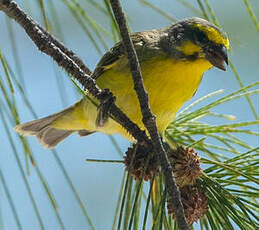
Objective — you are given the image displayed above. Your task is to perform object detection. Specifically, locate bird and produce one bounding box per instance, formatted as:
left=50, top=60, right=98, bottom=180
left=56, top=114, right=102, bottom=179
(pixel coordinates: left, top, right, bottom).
left=14, top=17, right=229, bottom=148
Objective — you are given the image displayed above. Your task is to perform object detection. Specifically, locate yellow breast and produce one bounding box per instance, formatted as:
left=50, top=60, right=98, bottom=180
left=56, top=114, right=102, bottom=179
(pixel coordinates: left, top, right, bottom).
left=52, top=54, right=212, bottom=141
left=96, top=54, right=212, bottom=138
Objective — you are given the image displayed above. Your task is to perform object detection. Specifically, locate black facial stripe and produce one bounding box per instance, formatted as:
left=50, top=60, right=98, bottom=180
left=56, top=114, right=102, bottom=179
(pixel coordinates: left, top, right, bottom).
left=185, top=52, right=199, bottom=61
left=184, top=26, right=209, bottom=45
left=167, top=49, right=200, bottom=62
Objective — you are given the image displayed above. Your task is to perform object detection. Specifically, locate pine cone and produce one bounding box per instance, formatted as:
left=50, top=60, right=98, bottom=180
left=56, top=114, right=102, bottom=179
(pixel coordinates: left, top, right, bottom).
left=168, top=146, right=201, bottom=187
left=167, top=185, right=208, bottom=225
left=124, top=143, right=159, bottom=181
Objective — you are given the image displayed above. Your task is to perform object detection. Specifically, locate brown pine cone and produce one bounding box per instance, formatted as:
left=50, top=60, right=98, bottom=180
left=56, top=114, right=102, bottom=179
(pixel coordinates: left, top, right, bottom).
left=168, top=146, right=202, bottom=187
left=124, top=143, right=159, bottom=181
left=167, top=184, right=208, bottom=225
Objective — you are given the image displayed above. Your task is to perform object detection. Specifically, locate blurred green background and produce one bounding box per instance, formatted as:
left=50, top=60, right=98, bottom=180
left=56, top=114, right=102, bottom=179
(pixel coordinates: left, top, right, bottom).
left=0, top=0, right=258, bottom=229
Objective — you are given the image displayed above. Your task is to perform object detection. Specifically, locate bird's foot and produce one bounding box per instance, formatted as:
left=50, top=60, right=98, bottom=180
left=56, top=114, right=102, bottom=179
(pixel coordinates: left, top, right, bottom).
left=96, top=89, right=116, bottom=127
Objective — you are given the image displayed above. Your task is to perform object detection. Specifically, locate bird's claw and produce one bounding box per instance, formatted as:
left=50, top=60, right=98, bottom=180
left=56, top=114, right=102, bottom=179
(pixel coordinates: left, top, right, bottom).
left=96, top=89, right=116, bottom=127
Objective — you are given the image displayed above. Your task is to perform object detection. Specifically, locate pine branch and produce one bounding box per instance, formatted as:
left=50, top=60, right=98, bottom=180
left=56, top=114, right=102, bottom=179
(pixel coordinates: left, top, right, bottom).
left=109, top=0, right=189, bottom=229
left=0, top=0, right=150, bottom=144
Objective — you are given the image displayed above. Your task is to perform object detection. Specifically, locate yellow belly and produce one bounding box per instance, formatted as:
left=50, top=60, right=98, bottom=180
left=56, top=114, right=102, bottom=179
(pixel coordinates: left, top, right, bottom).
left=96, top=55, right=211, bottom=136
left=53, top=55, right=212, bottom=141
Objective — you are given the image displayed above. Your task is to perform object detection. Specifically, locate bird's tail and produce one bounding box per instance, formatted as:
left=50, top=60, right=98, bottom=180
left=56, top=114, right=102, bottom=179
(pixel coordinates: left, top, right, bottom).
left=14, top=106, right=94, bottom=149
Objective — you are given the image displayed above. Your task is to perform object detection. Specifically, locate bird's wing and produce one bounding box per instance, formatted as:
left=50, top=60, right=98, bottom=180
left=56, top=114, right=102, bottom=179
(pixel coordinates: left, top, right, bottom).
left=92, top=30, right=164, bottom=79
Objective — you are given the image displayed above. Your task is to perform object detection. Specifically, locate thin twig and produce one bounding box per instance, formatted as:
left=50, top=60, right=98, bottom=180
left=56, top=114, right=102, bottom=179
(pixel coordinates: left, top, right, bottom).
left=109, top=0, right=189, bottom=229
left=86, top=159, right=124, bottom=163
left=0, top=0, right=149, bottom=144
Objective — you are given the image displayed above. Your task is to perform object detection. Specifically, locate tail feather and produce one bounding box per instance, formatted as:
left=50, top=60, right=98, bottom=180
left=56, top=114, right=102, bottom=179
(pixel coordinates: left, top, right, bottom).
left=78, top=130, right=95, bottom=136
left=14, top=106, right=94, bottom=148
left=15, top=116, right=57, bottom=136
left=36, top=127, right=74, bottom=148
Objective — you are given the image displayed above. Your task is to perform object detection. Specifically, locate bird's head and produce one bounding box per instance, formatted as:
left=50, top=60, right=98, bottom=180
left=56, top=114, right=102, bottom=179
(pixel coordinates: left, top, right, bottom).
left=163, top=17, right=229, bottom=71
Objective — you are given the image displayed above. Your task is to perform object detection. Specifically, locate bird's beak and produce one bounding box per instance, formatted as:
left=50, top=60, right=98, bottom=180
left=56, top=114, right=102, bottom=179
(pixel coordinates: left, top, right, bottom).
left=205, top=45, right=228, bottom=71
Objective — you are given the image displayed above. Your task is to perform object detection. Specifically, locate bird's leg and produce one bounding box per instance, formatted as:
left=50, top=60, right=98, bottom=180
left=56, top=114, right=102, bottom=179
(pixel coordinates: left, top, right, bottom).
left=96, top=89, right=116, bottom=127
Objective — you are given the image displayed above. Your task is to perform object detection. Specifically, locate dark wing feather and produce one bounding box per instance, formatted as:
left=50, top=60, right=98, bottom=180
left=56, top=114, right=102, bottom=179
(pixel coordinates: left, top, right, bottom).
left=91, top=42, right=124, bottom=79
left=92, top=30, right=164, bottom=80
